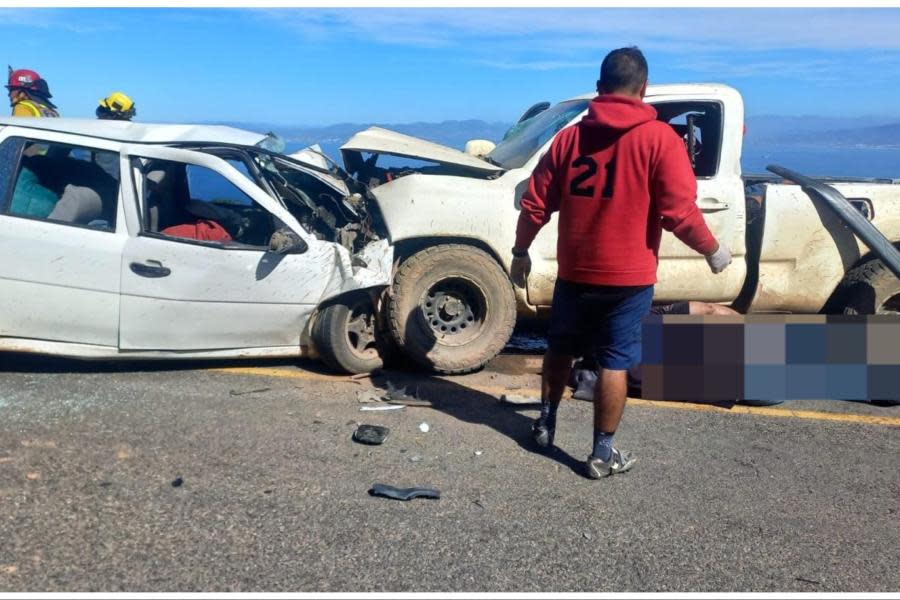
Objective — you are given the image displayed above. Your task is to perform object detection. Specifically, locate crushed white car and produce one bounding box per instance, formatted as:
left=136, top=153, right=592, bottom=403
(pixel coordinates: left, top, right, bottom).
left=0, top=118, right=393, bottom=373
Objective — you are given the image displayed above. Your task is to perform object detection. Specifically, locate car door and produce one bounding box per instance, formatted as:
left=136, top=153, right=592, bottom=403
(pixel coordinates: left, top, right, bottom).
left=118, top=144, right=331, bottom=352
left=524, top=92, right=747, bottom=306
left=0, top=131, right=126, bottom=348
left=649, top=95, right=747, bottom=303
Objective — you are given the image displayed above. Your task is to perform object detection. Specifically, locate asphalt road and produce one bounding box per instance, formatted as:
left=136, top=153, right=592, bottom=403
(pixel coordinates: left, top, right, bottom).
left=0, top=353, right=898, bottom=592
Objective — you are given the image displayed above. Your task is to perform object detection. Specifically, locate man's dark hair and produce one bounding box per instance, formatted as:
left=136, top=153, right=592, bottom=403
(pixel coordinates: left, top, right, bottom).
left=597, top=47, right=648, bottom=95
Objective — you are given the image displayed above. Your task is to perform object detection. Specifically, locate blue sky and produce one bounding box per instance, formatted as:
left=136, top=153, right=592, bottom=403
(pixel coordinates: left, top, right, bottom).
left=2, top=7, right=900, bottom=125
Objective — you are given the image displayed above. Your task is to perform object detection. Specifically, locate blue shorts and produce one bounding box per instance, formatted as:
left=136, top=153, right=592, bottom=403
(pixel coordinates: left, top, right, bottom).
left=548, top=279, right=654, bottom=370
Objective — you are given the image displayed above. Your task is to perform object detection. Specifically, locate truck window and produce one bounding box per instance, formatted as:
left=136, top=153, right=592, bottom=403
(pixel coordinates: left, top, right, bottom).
left=654, top=101, right=723, bottom=178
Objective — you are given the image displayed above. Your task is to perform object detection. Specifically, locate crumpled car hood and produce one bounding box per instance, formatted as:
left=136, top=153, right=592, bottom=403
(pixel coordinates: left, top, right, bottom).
left=340, top=126, right=503, bottom=174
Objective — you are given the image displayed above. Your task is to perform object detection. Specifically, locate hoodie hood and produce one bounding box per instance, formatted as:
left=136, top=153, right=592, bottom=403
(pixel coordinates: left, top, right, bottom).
left=581, top=94, right=656, bottom=131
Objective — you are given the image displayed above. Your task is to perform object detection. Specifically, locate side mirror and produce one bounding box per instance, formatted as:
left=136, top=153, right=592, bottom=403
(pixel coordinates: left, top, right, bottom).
left=269, top=229, right=309, bottom=255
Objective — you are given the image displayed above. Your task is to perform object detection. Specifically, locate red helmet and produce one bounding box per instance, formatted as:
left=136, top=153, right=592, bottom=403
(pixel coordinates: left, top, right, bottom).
left=7, top=67, right=42, bottom=92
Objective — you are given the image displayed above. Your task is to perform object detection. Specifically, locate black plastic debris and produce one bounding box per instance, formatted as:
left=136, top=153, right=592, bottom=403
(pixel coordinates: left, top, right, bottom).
left=171, top=476, right=184, bottom=488
left=229, top=387, right=272, bottom=397
left=369, top=483, right=441, bottom=501
left=353, top=424, right=390, bottom=445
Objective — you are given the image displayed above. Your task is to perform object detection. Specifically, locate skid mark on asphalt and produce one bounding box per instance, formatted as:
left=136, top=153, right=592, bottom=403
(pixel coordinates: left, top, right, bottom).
left=212, top=366, right=900, bottom=428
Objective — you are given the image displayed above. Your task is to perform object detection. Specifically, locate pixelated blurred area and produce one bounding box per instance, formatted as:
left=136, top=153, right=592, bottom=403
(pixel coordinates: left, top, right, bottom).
left=641, top=314, right=900, bottom=404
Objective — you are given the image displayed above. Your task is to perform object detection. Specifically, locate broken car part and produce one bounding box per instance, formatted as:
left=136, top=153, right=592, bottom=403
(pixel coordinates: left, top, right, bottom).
left=352, top=424, right=390, bottom=445
left=368, top=483, right=441, bottom=501
left=359, top=404, right=404, bottom=412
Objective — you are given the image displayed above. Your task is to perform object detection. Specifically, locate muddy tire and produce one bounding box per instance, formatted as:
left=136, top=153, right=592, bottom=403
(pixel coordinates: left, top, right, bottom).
left=312, top=292, right=384, bottom=374
left=389, top=244, right=516, bottom=374
left=827, top=258, right=900, bottom=315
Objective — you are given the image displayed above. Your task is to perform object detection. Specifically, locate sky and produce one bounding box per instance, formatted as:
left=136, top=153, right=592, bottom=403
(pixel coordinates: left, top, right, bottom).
left=2, top=7, right=900, bottom=126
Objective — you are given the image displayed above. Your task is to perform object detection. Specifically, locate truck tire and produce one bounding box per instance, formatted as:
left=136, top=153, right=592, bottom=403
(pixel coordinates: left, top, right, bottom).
left=829, top=258, right=900, bottom=316
left=312, top=292, right=384, bottom=374
left=389, top=244, right=516, bottom=374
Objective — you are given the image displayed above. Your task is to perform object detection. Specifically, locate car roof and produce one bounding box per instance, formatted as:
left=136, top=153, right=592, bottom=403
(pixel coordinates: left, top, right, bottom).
left=0, top=117, right=268, bottom=147
left=563, top=83, right=736, bottom=103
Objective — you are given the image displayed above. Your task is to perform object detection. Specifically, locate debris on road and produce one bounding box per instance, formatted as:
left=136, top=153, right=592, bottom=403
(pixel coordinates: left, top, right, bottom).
left=352, top=424, right=390, bottom=445
left=418, top=422, right=430, bottom=433
left=368, top=483, right=441, bottom=501
left=360, top=404, right=404, bottom=412
left=171, top=476, right=184, bottom=488
left=499, top=394, right=542, bottom=406
left=387, top=396, right=432, bottom=407
left=229, top=387, right=272, bottom=397
left=356, top=389, right=384, bottom=404
left=409, top=455, right=422, bottom=463
left=474, top=450, right=483, bottom=456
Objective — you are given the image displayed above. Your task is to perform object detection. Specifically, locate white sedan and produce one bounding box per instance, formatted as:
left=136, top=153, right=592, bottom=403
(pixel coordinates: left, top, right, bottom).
left=0, top=118, right=393, bottom=373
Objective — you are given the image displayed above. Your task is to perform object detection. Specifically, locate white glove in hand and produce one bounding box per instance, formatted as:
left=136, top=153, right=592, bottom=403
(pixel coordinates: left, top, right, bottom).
left=705, top=243, right=732, bottom=274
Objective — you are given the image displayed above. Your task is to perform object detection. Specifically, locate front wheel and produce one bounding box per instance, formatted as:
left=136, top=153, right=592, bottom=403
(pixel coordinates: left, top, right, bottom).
left=312, top=292, right=384, bottom=374
left=388, top=244, right=517, bottom=374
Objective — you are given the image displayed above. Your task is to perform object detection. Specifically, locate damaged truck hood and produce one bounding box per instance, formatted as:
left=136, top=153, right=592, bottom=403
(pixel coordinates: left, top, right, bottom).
left=340, top=127, right=504, bottom=174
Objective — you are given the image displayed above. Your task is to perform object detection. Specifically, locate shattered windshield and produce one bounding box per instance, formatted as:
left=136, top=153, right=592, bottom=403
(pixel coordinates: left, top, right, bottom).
left=488, top=99, right=590, bottom=169
left=255, top=132, right=286, bottom=154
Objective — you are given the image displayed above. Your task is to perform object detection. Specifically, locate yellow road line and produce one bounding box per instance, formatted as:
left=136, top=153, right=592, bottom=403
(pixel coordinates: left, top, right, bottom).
left=212, top=366, right=900, bottom=427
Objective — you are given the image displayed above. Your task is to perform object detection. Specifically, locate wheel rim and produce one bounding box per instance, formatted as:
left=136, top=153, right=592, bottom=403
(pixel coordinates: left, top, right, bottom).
left=420, top=276, right=487, bottom=347
left=345, top=299, right=379, bottom=361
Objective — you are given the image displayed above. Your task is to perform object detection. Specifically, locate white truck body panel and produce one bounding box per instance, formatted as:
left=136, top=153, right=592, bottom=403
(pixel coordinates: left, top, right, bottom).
left=753, top=181, right=900, bottom=312
left=342, top=126, right=503, bottom=173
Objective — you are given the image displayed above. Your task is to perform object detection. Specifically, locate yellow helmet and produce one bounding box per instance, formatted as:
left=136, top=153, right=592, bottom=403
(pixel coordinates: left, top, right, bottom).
left=97, top=92, right=135, bottom=120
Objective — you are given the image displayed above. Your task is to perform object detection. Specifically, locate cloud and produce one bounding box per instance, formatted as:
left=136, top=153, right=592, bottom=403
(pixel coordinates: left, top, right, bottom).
left=0, top=8, right=121, bottom=34
left=676, top=57, right=841, bottom=80
left=253, top=8, right=900, bottom=53
left=473, top=59, right=600, bottom=71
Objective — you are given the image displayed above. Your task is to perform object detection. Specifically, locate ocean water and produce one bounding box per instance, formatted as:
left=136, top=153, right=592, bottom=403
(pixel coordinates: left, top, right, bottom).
left=741, top=144, right=900, bottom=180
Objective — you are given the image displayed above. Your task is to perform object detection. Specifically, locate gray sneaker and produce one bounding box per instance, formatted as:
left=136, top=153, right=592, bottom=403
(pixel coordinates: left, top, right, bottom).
left=531, top=418, right=555, bottom=450
left=585, top=448, right=636, bottom=479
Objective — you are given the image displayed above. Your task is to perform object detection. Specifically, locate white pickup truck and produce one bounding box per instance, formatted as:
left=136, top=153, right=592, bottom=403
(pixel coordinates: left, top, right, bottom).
left=328, top=83, right=900, bottom=374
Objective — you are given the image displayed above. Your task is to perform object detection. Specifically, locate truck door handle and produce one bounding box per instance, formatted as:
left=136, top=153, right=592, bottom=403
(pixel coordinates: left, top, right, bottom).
left=130, top=260, right=171, bottom=278
left=697, top=197, right=730, bottom=212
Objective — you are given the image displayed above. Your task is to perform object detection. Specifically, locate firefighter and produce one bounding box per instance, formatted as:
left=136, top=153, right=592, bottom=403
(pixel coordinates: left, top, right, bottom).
left=96, top=92, right=136, bottom=121
left=7, top=67, right=59, bottom=117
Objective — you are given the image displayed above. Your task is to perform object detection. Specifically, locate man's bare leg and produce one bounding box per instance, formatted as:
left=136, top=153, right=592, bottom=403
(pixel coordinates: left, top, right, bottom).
left=543, top=349, right=574, bottom=406
left=533, top=349, right=573, bottom=449
left=594, top=368, right=628, bottom=433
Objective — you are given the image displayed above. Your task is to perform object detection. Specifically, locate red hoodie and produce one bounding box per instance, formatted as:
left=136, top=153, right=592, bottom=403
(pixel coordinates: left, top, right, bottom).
left=514, top=94, right=718, bottom=286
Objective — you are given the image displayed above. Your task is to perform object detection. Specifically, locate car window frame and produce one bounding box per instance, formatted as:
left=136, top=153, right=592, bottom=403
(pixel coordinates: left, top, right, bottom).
left=130, top=155, right=281, bottom=253
left=0, top=134, right=122, bottom=234
left=651, top=99, right=725, bottom=180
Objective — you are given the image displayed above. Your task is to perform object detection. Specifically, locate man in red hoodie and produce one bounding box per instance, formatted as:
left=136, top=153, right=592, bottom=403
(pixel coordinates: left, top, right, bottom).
left=511, top=47, right=732, bottom=478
